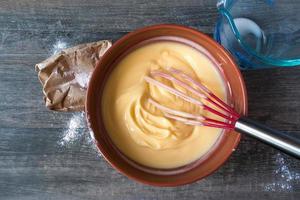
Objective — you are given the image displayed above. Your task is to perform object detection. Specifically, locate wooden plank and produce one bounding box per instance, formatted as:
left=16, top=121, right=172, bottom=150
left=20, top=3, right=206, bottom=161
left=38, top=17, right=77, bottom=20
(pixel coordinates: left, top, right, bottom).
left=242, top=68, right=300, bottom=131
left=0, top=128, right=299, bottom=199
left=0, top=0, right=217, bottom=33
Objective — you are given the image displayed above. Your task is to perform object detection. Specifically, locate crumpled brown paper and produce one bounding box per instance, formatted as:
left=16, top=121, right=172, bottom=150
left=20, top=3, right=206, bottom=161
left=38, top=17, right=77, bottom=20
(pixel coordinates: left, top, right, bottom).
left=36, top=40, right=112, bottom=111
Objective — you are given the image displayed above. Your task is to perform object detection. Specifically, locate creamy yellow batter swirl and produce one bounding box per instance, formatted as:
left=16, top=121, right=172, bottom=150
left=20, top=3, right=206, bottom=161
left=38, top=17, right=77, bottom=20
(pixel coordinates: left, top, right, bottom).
left=122, top=66, right=203, bottom=150
left=102, top=41, right=226, bottom=168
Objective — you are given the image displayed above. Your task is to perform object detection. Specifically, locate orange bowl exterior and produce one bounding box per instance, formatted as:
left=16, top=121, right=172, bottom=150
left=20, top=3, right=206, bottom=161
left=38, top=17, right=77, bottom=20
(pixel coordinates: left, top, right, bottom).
left=86, top=24, right=248, bottom=186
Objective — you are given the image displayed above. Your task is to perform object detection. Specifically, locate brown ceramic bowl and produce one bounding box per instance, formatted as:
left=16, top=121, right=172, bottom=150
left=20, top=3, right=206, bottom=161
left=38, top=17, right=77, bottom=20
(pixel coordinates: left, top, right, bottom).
left=86, top=24, right=247, bottom=186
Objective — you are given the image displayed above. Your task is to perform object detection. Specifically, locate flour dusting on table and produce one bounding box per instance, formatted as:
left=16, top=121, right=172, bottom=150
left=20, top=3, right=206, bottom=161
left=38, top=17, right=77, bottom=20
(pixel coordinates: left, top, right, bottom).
left=57, top=112, right=102, bottom=157
left=52, top=39, right=68, bottom=55
left=264, top=153, right=300, bottom=191
left=59, top=112, right=85, bottom=146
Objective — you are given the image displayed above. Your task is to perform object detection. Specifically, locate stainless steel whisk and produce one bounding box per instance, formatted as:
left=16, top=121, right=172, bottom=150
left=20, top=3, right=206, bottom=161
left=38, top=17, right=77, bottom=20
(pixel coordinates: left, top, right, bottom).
left=144, top=67, right=300, bottom=158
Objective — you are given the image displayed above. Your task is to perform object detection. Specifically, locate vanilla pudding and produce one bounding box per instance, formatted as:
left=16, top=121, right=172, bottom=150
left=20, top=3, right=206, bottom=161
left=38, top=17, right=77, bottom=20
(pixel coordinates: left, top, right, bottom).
left=101, top=41, right=227, bottom=169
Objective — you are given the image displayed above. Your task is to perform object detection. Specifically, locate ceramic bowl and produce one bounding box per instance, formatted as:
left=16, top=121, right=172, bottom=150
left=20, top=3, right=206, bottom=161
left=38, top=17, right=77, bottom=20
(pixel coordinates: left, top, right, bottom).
left=86, top=24, right=247, bottom=186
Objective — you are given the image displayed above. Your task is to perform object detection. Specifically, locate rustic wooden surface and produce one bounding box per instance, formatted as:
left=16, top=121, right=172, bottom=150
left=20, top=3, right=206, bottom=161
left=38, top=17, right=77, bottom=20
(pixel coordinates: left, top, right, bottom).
left=0, top=0, right=300, bottom=199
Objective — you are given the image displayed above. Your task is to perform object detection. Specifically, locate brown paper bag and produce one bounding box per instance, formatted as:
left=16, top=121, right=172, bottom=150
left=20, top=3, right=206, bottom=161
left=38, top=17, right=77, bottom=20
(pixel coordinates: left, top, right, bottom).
left=36, top=40, right=112, bottom=111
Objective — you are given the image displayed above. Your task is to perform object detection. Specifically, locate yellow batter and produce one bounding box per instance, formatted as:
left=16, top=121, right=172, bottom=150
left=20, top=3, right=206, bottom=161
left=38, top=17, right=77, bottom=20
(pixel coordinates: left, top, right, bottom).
left=102, top=41, right=227, bottom=169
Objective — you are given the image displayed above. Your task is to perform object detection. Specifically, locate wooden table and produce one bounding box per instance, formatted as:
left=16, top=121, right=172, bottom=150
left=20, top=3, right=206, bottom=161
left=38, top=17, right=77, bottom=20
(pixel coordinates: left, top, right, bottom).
left=0, top=0, right=299, bottom=199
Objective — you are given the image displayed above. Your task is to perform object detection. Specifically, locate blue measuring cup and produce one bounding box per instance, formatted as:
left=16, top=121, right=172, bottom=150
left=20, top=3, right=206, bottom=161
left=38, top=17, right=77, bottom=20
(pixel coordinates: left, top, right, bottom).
left=214, top=0, right=300, bottom=69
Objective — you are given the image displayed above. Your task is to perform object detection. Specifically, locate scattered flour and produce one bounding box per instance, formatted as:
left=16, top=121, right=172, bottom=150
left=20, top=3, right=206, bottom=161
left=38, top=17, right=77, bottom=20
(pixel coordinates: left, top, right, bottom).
left=59, top=112, right=85, bottom=146
left=51, top=40, right=101, bottom=157
left=51, top=40, right=92, bottom=89
left=264, top=153, right=300, bottom=191
left=75, top=71, right=92, bottom=89
left=52, top=39, right=68, bottom=55
left=58, top=112, right=101, bottom=157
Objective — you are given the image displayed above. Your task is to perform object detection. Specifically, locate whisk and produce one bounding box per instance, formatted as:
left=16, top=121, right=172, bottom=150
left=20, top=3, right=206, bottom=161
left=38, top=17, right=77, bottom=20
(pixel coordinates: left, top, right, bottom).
left=144, top=67, right=300, bottom=159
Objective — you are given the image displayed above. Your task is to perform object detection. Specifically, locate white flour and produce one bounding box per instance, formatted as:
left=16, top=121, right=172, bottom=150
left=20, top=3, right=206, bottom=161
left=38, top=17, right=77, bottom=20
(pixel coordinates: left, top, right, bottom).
left=52, top=39, right=68, bottom=55
left=59, top=112, right=85, bottom=146
left=58, top=112, right=101, bottom=157
left=75, top=71, right=91, bottom=89
left=51, top=40, right=92, bottom=89
left=264, top=153, right=300, bottom=191
left=51, top=39, right=101, bottom=156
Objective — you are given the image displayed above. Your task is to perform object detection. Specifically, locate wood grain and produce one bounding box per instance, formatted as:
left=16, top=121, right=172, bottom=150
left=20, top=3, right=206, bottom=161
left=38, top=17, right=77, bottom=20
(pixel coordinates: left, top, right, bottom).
left=0, top=0, right=299, bottom=199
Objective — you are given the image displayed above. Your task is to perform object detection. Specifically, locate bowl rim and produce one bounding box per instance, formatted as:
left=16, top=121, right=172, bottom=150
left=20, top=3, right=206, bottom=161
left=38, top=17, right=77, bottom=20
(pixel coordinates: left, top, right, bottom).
left=86, top=24, right=248, bottom=186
